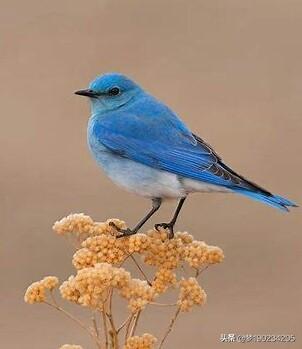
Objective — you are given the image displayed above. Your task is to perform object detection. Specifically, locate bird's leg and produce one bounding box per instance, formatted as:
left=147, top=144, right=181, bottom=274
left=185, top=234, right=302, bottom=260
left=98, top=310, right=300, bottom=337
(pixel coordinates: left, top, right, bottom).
left=114, top=198, right=162, bottom=238
left=155, top=197, right=186, bottom=239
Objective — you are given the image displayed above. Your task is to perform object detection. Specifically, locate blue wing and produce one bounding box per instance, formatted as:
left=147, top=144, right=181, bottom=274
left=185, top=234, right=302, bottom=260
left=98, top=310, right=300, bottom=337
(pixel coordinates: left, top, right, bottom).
left=91, top=96, right=297, bottom=211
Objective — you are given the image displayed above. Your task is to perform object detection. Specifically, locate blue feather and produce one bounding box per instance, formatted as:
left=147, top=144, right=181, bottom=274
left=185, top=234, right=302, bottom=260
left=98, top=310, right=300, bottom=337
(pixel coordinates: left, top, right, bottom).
left=234, top=190, right=298, bottom=211
left=83, top=73, right=297, bottom=212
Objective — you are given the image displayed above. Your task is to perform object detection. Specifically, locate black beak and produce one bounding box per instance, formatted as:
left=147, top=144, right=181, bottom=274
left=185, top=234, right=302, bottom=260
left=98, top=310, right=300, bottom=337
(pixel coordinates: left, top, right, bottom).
left=74, top=89, right=99, bottom=98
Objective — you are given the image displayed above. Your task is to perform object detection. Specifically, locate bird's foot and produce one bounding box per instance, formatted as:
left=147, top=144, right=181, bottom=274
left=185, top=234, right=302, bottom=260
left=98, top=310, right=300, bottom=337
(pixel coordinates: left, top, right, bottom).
left=108, top=222, right=137, bottom=238
left=154, top=222, right=175, bottom=239
left=116, top=228, right=137, bottom=238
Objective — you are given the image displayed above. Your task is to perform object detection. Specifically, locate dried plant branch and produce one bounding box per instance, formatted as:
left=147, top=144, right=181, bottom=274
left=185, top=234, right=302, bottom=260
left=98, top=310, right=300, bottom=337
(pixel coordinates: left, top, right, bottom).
left=100, top=307, right=109, bottom=349
left=125, top=314, right=135, bottom=342
left=129, top=254, right=152, bottom=285
left=44, top=301, right=88, bottom=333
left=92, top=311, right=100, bottom=339
left=44, top=301, right=102, bottom=348
left=128, top=310, right=141, bottom=339
left=149, top=302, right=177, bottom=307
left=119, top=253, right=131, bottom=267
left=159, top=307, right=181, bottom=349
left=195, top=264, right=209, bottom=278
left=109, top=288, right=114, bottom=318
left=106, top=288, right=119, bottom=349
left=117, top=314, right=133, bottom=333
left=25, top=215, right=224, bottom=349
left=107, top=316, right=119, bottom=348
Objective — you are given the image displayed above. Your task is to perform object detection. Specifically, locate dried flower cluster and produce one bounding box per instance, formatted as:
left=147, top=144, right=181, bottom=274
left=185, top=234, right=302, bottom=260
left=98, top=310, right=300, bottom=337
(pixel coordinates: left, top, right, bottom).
left=60, top=263, right=130, bottom=308
left=25, top=214, right=224, bottom=349
left=24, top=276, right=59, bottom=304
left=53, top=214, right=126, bottom=240
left=178, top=277, right=207, bottom=311
left=152, top=268, right=177, bottom=294
left=119, top=278, right=155, bottom=313
left=124, top=334, right=157, bottom=349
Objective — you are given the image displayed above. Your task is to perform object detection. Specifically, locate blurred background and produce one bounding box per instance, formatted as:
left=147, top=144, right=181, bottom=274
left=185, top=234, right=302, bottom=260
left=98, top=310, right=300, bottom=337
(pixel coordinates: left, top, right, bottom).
left=1, top=0, right=301, bottom=348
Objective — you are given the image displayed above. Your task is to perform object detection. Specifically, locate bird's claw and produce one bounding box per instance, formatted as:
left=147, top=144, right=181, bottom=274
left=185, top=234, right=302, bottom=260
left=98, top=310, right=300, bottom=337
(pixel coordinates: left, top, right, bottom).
left=154, top=222, right=174, bottom=239
left=108, top=222, right=136, bottom=238
left=116, top=228, right=137, bottom=238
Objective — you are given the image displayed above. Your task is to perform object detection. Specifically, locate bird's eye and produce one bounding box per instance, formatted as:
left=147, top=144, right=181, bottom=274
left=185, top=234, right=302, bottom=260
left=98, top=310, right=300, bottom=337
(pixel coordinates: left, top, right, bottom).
left=108, top=87, right=120, bottom=96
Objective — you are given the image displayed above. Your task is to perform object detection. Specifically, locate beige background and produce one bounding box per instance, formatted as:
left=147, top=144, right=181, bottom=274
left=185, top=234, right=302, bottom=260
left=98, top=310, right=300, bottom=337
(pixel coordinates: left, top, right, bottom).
left=1, top=1, right=301, bottom=348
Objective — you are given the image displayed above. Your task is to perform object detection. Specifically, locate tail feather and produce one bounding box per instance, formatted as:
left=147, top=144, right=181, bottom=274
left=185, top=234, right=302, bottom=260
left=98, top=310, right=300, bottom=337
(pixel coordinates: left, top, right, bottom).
left=236, top=190, right=298, bottom=212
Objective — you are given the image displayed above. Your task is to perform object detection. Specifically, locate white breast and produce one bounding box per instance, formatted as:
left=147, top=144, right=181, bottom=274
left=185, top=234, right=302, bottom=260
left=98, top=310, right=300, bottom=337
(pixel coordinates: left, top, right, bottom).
left=182, top=177, right=231, bottom=193
left=97, top=151, right=186, bottom=198
left=89, top=127, right=230, bottom=198
left=92, top=149, right=230, bottom=199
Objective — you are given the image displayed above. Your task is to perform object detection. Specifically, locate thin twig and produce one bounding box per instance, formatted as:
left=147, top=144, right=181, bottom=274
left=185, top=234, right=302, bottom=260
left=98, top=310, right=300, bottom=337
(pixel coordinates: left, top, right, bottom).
left=106, top=288, right=119, bottom=349
left=125, top=314, right=134, bottom=342
left=159, top=307, right=181, bottom=349
left=195, top=264, right=209, bottom=278
left=128, top=310, right=141, bottom=338
left=106, top=289, right=116, bottom=334
left=49, top=290, right=59, bottom=307
left=117, top=314, right=133, bottom=333
left=92, top=311, right=99, bottom=339
left=109, top=288, right=114, bottom=318
left=149, top=302, right=177, bottom=307
left=44, top=301, right=102, bottom=348
left=44, top=301, right=89, bottom=333
left=100, top=307, right=109, bottom=349
left=129, top=254, right=152, bottom=285
left=118, top=253, right=131, bottom=267
left=107, top=314, right=118, bottom=349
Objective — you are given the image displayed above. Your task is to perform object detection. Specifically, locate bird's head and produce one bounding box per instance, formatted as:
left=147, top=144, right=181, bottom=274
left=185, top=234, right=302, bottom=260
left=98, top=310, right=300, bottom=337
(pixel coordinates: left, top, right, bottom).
left=75, top=72, right=143, bottom=113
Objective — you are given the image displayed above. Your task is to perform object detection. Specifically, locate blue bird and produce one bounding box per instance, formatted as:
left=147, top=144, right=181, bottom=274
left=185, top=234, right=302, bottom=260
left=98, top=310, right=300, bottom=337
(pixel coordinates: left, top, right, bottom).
left=75, top=73, right=297, bottom=238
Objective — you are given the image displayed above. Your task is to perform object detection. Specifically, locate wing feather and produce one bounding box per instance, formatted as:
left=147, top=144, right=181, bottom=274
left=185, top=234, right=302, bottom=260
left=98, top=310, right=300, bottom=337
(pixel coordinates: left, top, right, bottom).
left=91, top=100, right=269, bottom=193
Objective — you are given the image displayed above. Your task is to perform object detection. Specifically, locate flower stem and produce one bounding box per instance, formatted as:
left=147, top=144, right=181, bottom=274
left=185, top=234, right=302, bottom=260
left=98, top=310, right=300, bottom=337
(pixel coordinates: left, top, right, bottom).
left=125, top=314, right=134, bottom=342
left=106, top=288, right=119, bottom=349
left=129, top=254, right=152, bottom=285
left=159, top=307, right=181, bottom=349
left=195, top=264, right=209, bottom=278
left=128, top=310, right=141, bottom=338
left=92, top=311, right=101, bottom=345
left=101, top=309, right=109, bottom=349
left=117, top=314, right=132, bottom=333
left=149, top=302, right=177, bottom=307
left=44, top=301, right=102, bottom=348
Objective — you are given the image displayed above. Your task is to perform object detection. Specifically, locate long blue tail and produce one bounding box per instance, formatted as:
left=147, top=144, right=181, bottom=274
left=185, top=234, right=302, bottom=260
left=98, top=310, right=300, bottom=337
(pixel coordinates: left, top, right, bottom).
left=235, top=190, right=298, bottom=212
